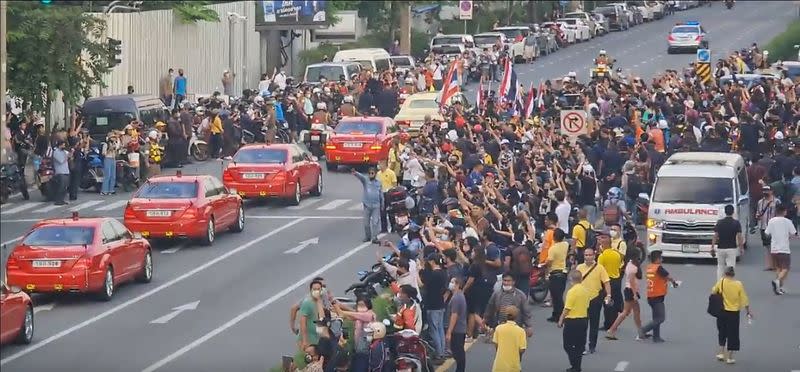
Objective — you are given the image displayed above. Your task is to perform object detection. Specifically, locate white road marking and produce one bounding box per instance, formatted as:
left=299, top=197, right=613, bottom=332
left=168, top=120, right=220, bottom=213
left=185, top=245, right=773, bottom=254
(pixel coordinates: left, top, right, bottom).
left=0, top=202, right=13, bottom=210
left=615, top=361, right=630, bottom=371
left=347, top=203, right=363, bottom=210
left=287, top=198, right=322, bottom=210
left=0, top=218, right=305, bottom=366
left=161, top=246, right=183, bottom=254
left=95, top=200, right=128, bottom=211
left=283, top=237, right=319, bottom=254
left=34, top=204, right=66, bottom=213
left=33, top=303, right=55, bottom=314
left=141, top=233, right=386, bottom=372
left=1, top=202, right=43, bottom=215
left=69, top=200, right=104, bottom=212
left=685, top=263, right=695, bottom=267
left=317, top=199, right=350, bottom=210
left=150, top=301, right=200, bottom=324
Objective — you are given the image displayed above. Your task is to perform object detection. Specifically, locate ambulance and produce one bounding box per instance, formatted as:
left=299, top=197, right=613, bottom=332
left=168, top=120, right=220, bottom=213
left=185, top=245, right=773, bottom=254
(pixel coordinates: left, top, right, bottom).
left=643, top=152, right=750, bottom=258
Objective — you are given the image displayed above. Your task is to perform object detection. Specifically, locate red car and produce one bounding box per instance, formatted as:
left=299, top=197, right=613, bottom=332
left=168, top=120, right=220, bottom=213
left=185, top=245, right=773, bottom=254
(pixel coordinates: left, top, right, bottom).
left=6, top=214, right=153, bottom=301
left=324, top=116, right=399, bottom=171
left=222, top=143, right=323, bottom=206
left=124, top=173, right=244, bottom=245
left=0, top=282, right=34, bottom=345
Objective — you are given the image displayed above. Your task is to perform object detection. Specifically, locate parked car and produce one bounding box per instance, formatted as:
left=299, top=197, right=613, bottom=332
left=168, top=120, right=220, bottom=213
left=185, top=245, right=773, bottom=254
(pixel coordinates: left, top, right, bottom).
left=542, top=22, right=575, bottom=45
left=0, top=282, right=34, bottom=345
left=629, top=1, right=654, bottom=21
left=590, top=12, right=611, bottom=35
left=647, top=1, right=666, bottom=19
left=529, top=24, right=559, bottom=54
left=562, top=11, right=600, bottom=37
left=390, top=55, right=415, bottom=75
left=557, top=18, right=592, bottom=42
left=473, top=32, right=506, bottom=51
left=593, top=5, right=629, bottom=31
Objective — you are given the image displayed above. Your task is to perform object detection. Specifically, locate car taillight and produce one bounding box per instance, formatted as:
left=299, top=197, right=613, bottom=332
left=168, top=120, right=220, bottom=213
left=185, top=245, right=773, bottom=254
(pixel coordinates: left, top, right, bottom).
left=182, top=206, right=199, bottom=219
left=695, top=35, right=702, bottom=41
left=272, top=171, right=287, bottom=183
left=370, top=144, right=382, bottom=150
left=668, top=34, right=675, bottom=41
left=222, top=169, right=234, bottom=182
left=73, top=256, right=92, bottom=270
left=6, top=254, right=20, bottom=270
left=124, top=204, right=136, bottom=220
left=325, top=144, right=337, bottom=150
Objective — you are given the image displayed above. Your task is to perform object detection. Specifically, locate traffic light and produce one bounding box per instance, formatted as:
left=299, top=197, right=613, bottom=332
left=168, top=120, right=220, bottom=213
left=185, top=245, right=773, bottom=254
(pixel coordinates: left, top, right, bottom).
left=107, top=37, right=122, bottom=68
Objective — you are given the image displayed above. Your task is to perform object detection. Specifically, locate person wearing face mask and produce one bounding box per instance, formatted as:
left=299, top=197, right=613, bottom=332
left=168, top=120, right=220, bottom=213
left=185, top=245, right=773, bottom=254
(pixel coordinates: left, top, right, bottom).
left=483, top=273, right=534, bottom=338
left=334, top=298, right=376, bottom=372
left=445, top=277, right=468, bottom=372
left=353, top=167, right=384, bottom=243
left=597, top=227, right=624, bottom=331
left=290, top=344, right=324, bottom=372
left=393, top=285, right=422, bottom=334
left=365, top=321, right=391, bottom=372
left=575, top=247, right=612, bottom=354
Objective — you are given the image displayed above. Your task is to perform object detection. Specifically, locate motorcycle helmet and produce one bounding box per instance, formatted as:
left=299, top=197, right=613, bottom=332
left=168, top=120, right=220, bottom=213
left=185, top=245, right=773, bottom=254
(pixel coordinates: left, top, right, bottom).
left=316, top=102, right=327, bottom=110
left=607, top=187, right=622, bottom=200
left=365, top=321, right=387, bottom=340
left=599, top=50, right=607, bottom=55
left=472, top=124, right=483, bottom=133
left=148, top=130, right=159, bottom=140
left=343, top=95, right=353, bottom=103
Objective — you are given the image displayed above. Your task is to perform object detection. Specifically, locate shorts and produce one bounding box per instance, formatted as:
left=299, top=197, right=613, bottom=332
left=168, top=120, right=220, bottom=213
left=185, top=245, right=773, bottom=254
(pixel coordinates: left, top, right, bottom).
left=772, top=253, right=791, bottom=270
left=760, top=229, right=772, bottom=246
left=466, top=285, right=492, bottom=315
left=623, top=287, right=637, bottom=302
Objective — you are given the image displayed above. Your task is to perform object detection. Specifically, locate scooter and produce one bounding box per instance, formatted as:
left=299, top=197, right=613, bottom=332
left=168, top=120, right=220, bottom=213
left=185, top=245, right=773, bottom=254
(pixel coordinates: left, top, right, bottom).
left=188, top=127, right=209, bottom=162
left=336, top=254, right=396, bottom=305
left=528, top=255, right=549, bottom=303
left=37, top=157, right=55, bottom=200
left=389, top=329, right=435, bottom=372
left=386, top=186, right=416, bottom=232
left=0, top=163, right=29, bottom=204
left=79, top=145, right=104, bottom=193
left=302, top=122, right=329, bottom=158
left=117, top=142, right=141, bottom=192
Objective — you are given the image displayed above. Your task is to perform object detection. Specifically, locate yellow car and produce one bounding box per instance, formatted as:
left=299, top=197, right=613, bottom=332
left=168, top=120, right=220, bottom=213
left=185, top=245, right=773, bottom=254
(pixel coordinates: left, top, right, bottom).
left=394, top=92, right=469, bottom=134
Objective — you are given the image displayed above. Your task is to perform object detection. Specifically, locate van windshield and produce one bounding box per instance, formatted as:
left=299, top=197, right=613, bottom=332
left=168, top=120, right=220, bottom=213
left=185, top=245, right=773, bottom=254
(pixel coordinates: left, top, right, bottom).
left=305, top=65, right=344, bottom=82
left=652, top=177, right=734, bottom=204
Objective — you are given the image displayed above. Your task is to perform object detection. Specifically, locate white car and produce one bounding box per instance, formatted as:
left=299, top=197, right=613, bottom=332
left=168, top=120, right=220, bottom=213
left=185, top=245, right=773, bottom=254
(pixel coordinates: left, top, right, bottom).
left=473, top=32, right=507, bottom=51
left=492, top=26, right=531, bottom=63
left=635, top=2, right=654, bottom=21
left=647, top=1, right=665, bottom=19
left=544, top=22, right=576, bottom=44
left=608, top=3, right=637, bottom=26
left=562, top=11, right=599, bottom=37
left=557, top=18, right=592, bottom=42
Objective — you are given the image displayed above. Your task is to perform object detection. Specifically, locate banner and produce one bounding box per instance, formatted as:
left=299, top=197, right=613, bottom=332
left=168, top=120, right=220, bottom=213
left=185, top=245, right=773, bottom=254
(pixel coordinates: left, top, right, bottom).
left=256, top=1, right=328, bottom=28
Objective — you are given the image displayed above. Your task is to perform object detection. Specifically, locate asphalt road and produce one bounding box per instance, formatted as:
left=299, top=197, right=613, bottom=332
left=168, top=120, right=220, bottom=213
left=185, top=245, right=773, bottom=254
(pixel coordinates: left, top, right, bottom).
left=1, top=2, right=798, bottom=372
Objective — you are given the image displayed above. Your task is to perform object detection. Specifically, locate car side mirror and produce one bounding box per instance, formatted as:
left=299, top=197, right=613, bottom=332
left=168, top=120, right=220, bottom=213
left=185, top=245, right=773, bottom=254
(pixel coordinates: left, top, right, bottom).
left=132, top=232, right=143, bottom=239
left=9, top=286, right=22, bottom=294
left=311, top=155, right=319, bottom=162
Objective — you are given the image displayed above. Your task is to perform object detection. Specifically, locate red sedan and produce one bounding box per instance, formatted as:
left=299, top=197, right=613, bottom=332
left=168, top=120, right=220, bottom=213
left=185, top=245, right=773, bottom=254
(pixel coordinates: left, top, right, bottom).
left=222, top=143, right=323, bottom=205
left=124, top=173, right=244, bottom=245
left=0, top=282, right=34, bottom=345
left=6, top=214, right=153, bottom=301
left=324, top=116, right=399, bottom=171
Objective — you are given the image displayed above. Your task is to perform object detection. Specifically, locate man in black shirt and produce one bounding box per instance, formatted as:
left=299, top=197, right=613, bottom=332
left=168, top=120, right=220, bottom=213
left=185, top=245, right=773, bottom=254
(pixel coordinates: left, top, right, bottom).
left=711, top=205, right=744, bottom=280
left=419, top=253, right=448, bottom=361
left=313, top=317, right=345, bottom=372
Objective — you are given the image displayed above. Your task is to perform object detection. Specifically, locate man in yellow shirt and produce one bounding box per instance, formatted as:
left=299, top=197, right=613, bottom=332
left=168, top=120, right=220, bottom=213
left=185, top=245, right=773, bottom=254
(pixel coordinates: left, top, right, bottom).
left=376, top=160, right=397, bottom=233
left=711, top=266, right=752, bottom=364
left=558, top=270, right=591, bottom=372
left=609, top=223, right=628, bottom=257
left=598, top=227, right=624, bottom=330
left=571, top=209, right=593, bottom=265
left=492, top=305, right=527, bottom=372
left=575, top=246, right=611, bottom=354
left=546, top=228, right=570, bottom=323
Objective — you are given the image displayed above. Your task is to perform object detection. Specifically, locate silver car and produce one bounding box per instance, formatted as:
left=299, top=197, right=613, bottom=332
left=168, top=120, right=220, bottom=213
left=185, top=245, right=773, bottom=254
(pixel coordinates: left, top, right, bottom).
left=667, top=22, right=708, bottom=54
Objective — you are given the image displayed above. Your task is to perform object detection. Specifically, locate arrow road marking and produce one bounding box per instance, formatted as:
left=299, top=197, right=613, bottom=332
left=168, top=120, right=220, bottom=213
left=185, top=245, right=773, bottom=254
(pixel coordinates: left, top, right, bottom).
left=615, top=361, right=630, bottom=371
left=284, top=237, right=319, bottom=254
left=161, top=242, right=188, bottom=254
left=150, top=301, right=200, bottom=324
left=34, top=303, right=56, bottom=314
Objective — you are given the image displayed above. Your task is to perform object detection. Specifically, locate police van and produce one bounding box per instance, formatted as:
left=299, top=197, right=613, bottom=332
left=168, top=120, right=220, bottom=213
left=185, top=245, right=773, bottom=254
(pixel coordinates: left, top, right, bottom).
left=644, top=152, right=749, bottom=258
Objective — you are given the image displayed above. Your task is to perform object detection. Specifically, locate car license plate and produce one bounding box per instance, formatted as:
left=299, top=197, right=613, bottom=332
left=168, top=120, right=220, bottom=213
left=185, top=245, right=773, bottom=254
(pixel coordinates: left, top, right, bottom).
left=396, top=215, right=409, bottom=225
left=343, top=142, right=362, bottom=148
left=32, top=260, right=61, bottom=268
left=311, top=135, right=320, bottom=141
left=682, top=244, right=700, bottom=253
left=146, top=210, right=171, bottom=217
left=243, top=173, right=264, bottom=179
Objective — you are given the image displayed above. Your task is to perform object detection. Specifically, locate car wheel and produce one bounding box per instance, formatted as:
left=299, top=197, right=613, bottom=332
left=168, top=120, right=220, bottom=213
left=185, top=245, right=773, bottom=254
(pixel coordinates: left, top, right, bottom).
left=288, top=182, right=301, bottom=206
left=15, top=305, right=34, bottom=344
left=325, top=161, right=337, bottom=171
left=97, top=266, right=114, bottom=301
left=310, top=173, right=322, bottom=197
left=136, top=250, right=153, bottom=283
left=200, top=218, right=215, bottom=246
left=230, top=205, right=245, bottom=233
left=667, top=48, right=674, bottom=54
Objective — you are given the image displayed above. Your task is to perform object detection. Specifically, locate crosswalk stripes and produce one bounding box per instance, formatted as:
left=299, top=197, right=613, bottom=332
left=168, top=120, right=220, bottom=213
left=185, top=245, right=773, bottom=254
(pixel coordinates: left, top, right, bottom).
left=287, top=198, right=322, bottom=210
left=69, top=200, right=105, bottom=212
left=0, top=202, right=13, bottom=210
left=317, top=199, right=350, bottom=210
left=96, top=200, right=128, bottom=211
left=347, top=203, right=363, bottom=210
left=34, top=204, right=65, bottom=213
left=1, top=202, right=44, bottom=215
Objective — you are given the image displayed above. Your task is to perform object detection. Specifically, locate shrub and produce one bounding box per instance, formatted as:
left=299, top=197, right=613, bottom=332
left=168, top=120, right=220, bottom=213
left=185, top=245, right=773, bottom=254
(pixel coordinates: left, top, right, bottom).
left=764, top=20, right=800, bottom=63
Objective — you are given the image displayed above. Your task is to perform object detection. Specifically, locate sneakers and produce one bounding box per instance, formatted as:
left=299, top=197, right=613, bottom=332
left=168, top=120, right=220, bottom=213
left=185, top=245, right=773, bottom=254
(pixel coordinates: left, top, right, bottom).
left=716, top=353, right=726, bottom=361
left=772, top=279, right=782, bottom=295
left=726, top=358, right=736, bottom=364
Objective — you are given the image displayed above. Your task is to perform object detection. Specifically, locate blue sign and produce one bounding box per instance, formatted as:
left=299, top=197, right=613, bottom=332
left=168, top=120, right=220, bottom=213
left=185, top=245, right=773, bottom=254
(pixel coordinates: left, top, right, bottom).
left=696, top=49, right=710, bottom=63
left=560, top=0, right=569, bottom=5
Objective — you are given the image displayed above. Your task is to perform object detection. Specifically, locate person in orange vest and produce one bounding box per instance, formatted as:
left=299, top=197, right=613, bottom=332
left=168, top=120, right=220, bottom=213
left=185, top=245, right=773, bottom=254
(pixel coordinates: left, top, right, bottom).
left=638, top=250, right=680, bottom=343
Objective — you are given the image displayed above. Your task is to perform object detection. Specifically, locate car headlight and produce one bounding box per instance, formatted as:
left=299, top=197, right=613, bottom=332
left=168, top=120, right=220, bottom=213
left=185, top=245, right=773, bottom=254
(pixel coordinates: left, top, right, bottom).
left=646, top=219, right=665, bottom=229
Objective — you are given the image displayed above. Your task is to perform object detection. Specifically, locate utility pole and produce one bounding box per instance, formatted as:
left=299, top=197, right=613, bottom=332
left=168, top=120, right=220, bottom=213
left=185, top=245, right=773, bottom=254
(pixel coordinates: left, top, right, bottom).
left=399, top=2, right=411, bottom=55
left=1, top=0, right=7, bottom=164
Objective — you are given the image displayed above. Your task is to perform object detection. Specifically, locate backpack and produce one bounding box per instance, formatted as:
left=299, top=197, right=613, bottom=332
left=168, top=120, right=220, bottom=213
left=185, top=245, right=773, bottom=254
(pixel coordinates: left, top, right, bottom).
left=576, top=222, right=597, bottom=249
left=511, top=245, right=533, bottom=275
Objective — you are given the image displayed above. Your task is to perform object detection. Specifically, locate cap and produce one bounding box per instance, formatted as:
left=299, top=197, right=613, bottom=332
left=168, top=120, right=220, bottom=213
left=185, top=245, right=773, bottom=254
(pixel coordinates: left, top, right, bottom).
left=596, top=226, right=611, bottom=236
left=762, top=185, right=771, bottom=191
left=500, top=139, right=510, bottom=145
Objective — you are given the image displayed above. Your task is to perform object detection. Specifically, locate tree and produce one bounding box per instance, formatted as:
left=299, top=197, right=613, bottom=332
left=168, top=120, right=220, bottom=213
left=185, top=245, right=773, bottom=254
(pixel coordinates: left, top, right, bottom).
left=7, top=2, right=112, bottom=124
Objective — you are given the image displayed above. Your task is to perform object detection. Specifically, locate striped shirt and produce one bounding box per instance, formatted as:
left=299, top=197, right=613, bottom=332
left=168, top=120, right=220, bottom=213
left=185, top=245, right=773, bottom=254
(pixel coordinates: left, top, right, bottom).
left=756, top=197, right=780, bottom=230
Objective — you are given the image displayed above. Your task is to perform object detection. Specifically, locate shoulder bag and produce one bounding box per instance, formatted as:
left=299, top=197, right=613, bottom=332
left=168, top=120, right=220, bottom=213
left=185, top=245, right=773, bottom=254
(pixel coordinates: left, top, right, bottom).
left=707, top=278, right=724, bottom=318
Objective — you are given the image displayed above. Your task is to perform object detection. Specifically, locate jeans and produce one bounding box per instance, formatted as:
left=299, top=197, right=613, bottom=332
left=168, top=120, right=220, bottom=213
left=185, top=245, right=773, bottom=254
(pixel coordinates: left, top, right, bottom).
left=563, top=318, right=588, bottom=371
left=101, top=157, right=116, bottom=194
left=549, top=272, right=567, bottom=319
left=69, top=161, right=82, bottom=200
left=586, top=295, right=602, bottom=349
left=514, top=273, right=530, bottom=296
left=604, top=278, right=623, bottom=329
left=209, top=133, right=223, bottom=159
left=426, top=309, right=446, bottom=357
left=351, top=352, right=369, bottom=372
left=641, top=299, right=666, bottom=339
left=716, top=248, right=738, bottom=279
left=716, top=310, right=740, bottom=351
left=363, top=203, right=380, bottom=240
left=52, top=174, right=69, bottom=203
left=174, top=94, right=185, bottom=109
left=450, top=332, right=466, bottom=372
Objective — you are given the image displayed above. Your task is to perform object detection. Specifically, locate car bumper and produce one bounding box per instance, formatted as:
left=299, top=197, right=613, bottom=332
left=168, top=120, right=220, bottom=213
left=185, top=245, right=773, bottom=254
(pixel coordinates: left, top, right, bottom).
left=225, top=181, right=290, bottom=199
left=7, top=268, right=104, bottom=293
left=645, top=229, right=724, bottom=259
left=125, top=218, right=209, bottom=239
left=668, top=41, right=701, bottom=49
left=324, top=149, right=387, bottom=165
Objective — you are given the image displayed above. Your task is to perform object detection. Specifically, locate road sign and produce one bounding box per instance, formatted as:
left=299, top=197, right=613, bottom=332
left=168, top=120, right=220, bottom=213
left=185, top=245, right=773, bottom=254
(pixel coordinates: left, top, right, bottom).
left=696, top=48, right=710, bottom=63
left=459, top=1, right=473, bottom=20
left=560, top=110, right=588, bottom=137
left=695, top=62, right=713, bottom=85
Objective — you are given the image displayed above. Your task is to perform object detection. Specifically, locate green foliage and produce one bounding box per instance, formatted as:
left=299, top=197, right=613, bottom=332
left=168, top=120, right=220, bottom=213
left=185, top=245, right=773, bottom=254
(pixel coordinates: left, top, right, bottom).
left=764, top=20, right=800, bottom=63
left=170, top=2, right=220, bottom=23
left=7, top=2, right=112, bottom=115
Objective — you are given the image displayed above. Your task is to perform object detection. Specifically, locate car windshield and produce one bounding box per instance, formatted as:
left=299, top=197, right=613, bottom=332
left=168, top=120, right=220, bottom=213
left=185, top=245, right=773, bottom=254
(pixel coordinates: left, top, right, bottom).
left=474, top=35, right=499, bottom=45
left=432, top=37, right=463, bottom=45
left=391, top=57, right=411, bottom=67
left=408, top=99, right=438, bottom=109
left=433, top=46, right=462, bottom=55
left=233, top=149, right=288, bottom=164
left=652, top=177, right=734, bottom=204
left=23, top=226, right=95, bottom=246
left=495, top=29, right=524, bottom=39
left=719, top=76, right=758, bottom=88
left=672, top=26, right=699, bottom=34
left=336, top=121, right=383, bottom=135
left=558, top=19, right=577, bottom=24
left=595, top=6, right=616, bottom=14
left=306, top=65, right=344, bottom=82
left=563, top=13, right=584, bottom=19
left=136, top=182, right=198, bottom=199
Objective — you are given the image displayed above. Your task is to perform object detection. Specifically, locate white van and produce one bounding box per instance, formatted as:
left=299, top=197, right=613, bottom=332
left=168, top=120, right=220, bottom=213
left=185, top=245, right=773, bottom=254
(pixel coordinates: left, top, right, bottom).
left=304, top=62, right=362, bottom=85
left=644, top=152, right=750, bottom=259
left=332, top=48, right=392, bottom=72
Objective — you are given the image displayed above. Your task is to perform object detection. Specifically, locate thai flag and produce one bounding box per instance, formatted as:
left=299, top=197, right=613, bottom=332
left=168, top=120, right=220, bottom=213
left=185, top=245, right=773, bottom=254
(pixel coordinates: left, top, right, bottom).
left=514, top=84, right=524, bottom=116
left=439, top=59, right=460, bottom=111
left=476, top=80, right=484, bottom=114
left=523, top=82, right=535, bottom=118
left=498, top=58, right=513, bottom=103
left=536, top=81, right=545, bottom=112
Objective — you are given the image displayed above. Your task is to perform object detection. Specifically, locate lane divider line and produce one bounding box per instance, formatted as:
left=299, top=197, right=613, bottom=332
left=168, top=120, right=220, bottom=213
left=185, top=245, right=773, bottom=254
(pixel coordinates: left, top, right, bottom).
left=0, top=218, right=306, bottom=367
left=140, top=232, right=387, bottom=372
left=615, top=361, right=630, bottom=371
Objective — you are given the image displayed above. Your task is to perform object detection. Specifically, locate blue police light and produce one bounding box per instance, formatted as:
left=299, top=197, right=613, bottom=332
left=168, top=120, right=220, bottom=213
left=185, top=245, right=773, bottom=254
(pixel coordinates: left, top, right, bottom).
left=40, top=0, right=53, bottom=4
left=685, top=21, right=700, bottom=25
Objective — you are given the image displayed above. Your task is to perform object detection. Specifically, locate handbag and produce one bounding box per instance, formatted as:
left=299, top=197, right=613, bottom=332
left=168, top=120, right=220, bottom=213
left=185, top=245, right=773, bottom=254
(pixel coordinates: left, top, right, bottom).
left=707, top=278, right=724, bottom=318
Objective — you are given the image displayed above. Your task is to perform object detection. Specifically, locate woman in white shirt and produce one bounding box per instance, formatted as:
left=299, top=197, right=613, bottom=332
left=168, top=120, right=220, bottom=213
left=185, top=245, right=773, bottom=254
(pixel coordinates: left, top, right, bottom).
left=605, top=249, right=643, bottom=340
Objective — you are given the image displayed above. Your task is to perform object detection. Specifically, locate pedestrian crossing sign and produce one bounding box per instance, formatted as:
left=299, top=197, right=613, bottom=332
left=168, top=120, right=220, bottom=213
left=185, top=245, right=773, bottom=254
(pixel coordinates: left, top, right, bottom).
left=696, top=49, right=710, bottom=63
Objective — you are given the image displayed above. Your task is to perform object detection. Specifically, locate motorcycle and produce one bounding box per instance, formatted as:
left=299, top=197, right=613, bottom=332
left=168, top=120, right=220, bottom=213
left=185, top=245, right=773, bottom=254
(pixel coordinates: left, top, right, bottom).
left=386, top=186, right=416, bottom=233
left=389, top=329, right=434, bottom=372
left=0, top=163, right=30, bottom=204
left=337, top=254, right=396, bottom=305
left=117, top=142, right=142, bottom=192
left=37, top=157, right=55, bottom=200
left=79, top=145, right=104, bottom=193
left=590, top=59, right=615, bottom=79
left=302, top=122, right=329, bottom=158
left=188, top=127, right=209, bottom=162
left=528, top=250, right=549, bottom=303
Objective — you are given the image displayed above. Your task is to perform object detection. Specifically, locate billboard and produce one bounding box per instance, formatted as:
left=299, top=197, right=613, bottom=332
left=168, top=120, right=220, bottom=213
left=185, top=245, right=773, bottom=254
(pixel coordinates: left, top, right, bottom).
left=256, top=0, right=328, bottom=29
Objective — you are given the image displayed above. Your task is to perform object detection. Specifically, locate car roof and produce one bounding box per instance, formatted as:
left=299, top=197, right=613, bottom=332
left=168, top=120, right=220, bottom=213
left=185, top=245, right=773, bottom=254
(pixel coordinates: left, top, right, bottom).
left=306, top=62, right=360, bottom=68
left=146, top=174, right=207, bottom=183
left=339, top=116, right=392, bottom=123
left=494, top=26, right=529, bottom=30
left=664, top=152, right=744, bottom=168
left=34, top=217, right=107, bottom=228
left=657, top=164, right=735, bottom=178
left=407, top=92, right=439, bottom=100
left=474, top=32, right=503, bottom=37
left=237, top=143, right=293, bottom=151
